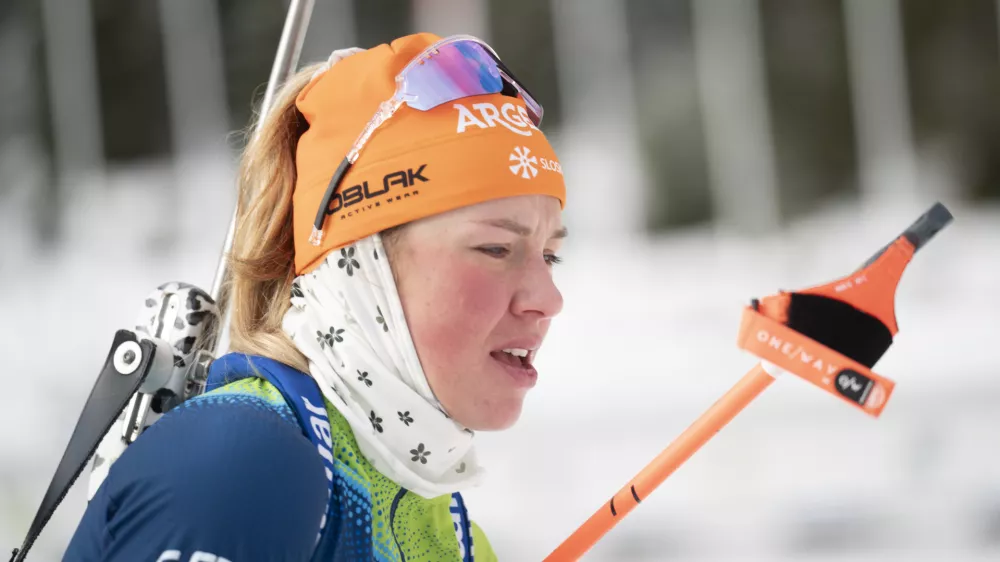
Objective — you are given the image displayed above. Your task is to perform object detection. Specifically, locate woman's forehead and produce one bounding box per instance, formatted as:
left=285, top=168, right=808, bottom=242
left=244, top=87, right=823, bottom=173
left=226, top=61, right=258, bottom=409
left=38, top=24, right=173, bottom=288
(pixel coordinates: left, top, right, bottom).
left=435, top=195, right=564, bottom=231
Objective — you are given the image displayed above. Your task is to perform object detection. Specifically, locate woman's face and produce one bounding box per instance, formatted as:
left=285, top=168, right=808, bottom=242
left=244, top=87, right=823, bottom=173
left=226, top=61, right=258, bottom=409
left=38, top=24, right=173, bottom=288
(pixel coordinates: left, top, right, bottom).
left=388, top=195, right=565, bottom=431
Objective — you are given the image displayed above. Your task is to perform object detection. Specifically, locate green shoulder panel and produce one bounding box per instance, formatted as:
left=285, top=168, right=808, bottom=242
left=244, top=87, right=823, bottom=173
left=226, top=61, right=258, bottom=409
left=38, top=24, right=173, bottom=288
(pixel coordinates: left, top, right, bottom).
left=471, top=521, right=497, bottom=561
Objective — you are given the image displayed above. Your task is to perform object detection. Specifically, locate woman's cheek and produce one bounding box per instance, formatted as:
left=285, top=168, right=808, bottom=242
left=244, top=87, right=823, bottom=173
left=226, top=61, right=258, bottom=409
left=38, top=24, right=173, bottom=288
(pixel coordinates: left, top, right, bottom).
left=420, top=260, right=508, bottom=350
left=405, top=261, right=506, bottom=417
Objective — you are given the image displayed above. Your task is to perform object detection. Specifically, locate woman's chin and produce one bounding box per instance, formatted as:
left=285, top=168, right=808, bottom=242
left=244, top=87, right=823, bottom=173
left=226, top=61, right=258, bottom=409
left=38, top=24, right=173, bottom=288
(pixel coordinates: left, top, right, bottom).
left=456, top=396, right=526, bottom=432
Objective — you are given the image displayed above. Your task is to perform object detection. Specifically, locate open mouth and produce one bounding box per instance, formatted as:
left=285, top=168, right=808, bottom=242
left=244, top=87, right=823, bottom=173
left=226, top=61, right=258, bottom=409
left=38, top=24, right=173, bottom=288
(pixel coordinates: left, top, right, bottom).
left=489, top=348, right=534, bottom=369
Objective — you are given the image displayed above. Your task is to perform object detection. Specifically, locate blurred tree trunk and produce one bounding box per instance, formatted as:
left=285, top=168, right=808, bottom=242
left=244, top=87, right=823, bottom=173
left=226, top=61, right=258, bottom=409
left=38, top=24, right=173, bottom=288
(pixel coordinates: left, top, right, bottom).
left=487, top=0, right=562, bottom=129
left=92, top=0, right=171, bottom=162
left=901, top=0, right=1000, bottom=201
left=2, top=0, right=58, bottom=246
left=299, top=0, right=356, bottom=67
left=626, top=0, right=715, bottom=231
left=353, top=0, right=411, bottom=51
left=218, top=0, right=286, bottom=136
left=413, top=0, right=488, bottom=41
left=760, top=0, right=858, bottom=217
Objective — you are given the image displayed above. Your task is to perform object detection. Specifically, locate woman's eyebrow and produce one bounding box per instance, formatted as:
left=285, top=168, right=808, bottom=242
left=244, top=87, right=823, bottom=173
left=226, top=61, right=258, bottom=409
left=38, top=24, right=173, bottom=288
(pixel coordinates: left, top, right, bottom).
left=475, top=218, right=568, bottom=239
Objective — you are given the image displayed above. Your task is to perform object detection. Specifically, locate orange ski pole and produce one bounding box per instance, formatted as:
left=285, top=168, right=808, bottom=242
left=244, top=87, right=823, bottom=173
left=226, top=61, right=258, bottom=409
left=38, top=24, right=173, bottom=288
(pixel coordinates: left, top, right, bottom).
left=544, top=202, right=953, bottom=561
left=543, top=363, right=776, bottom=561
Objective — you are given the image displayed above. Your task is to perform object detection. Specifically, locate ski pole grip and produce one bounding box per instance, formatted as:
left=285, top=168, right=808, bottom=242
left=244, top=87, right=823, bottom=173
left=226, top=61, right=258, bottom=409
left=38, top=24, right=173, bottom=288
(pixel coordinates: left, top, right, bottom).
left=903, top=201, right=953, bottom=253
left=860, top=202, right=953, bottom=269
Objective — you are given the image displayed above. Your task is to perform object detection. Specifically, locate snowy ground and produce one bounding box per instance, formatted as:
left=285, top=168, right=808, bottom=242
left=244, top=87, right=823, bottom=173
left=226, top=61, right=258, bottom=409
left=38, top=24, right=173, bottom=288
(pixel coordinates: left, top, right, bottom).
left=1, top=161, right=998, bottom=560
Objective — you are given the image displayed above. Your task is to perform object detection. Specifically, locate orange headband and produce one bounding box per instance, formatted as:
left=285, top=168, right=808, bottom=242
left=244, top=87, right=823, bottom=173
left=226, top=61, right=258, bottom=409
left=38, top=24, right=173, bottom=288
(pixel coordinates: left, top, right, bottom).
left=292, top=33, right=567, bottom=275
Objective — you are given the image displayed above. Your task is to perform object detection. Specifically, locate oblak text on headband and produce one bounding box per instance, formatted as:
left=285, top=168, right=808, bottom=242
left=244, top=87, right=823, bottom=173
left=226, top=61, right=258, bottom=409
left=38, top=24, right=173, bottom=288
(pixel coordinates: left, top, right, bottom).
left=321, top=96, right=556, bottom=220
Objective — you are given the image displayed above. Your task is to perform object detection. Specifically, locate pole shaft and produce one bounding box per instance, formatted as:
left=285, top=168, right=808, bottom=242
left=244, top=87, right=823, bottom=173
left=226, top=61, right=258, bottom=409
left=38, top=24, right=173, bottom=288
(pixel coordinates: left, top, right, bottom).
left=544, top=363, right=775, bottom=561
left=208, top=0, right=316, bottom=352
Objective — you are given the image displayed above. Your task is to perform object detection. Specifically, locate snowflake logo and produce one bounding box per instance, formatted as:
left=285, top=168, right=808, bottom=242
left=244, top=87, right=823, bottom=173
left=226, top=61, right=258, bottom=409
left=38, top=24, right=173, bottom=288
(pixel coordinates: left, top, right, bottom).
left=509, top=146, right=538, bottom=179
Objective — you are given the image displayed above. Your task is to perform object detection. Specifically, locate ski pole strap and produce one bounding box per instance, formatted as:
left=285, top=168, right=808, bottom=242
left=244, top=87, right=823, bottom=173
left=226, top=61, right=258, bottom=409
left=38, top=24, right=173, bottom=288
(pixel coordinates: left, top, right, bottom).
left=11, top=331, right=156, bottom=562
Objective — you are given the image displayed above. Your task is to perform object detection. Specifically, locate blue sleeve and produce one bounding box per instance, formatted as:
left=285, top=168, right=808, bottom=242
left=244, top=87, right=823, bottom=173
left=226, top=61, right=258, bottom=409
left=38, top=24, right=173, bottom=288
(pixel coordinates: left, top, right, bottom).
left=63, top=397, right=328, bottom=562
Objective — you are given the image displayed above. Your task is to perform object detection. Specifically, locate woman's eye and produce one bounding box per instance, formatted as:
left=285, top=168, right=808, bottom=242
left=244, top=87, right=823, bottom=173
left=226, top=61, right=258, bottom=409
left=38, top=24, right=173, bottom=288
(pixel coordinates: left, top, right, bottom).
left=477, top=246, right=510, bottom=258
left=478, top=246, right=562, bottom=265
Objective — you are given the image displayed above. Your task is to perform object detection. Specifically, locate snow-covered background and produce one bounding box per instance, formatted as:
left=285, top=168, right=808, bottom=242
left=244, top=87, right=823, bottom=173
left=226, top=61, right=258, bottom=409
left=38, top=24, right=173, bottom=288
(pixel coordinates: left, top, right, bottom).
left=2, top=159, right=997, bottom=562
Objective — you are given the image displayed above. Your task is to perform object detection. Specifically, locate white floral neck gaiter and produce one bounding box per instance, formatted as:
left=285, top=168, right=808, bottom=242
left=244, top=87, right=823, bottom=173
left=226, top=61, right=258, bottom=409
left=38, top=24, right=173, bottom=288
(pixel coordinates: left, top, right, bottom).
left=282, top=234, right=484, bottom=498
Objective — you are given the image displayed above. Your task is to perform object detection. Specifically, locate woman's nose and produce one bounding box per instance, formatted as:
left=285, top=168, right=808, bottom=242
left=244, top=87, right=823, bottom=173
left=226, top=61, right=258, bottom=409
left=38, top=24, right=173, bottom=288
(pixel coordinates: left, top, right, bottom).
left=512, top=264, right=564, bottom=320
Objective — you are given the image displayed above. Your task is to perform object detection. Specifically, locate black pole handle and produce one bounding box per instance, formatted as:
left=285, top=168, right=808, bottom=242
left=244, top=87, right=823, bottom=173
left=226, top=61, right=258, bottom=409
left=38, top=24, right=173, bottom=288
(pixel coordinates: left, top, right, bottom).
left=11, top=331, right=155, bottom=562
left=859, top=201, right=954, bottom=270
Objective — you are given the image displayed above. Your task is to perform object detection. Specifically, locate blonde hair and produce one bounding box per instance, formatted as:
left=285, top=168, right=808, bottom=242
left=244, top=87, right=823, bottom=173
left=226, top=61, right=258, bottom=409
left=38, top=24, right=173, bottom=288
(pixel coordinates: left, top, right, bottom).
left=224, top=58, right=411, bottom=374
left=224, top=63, right=326, bottom=373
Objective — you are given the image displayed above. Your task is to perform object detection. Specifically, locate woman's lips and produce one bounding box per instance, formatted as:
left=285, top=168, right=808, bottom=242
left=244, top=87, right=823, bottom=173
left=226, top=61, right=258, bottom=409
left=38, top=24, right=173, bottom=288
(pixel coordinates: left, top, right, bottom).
left=489, top=351, right=538, bottom=388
